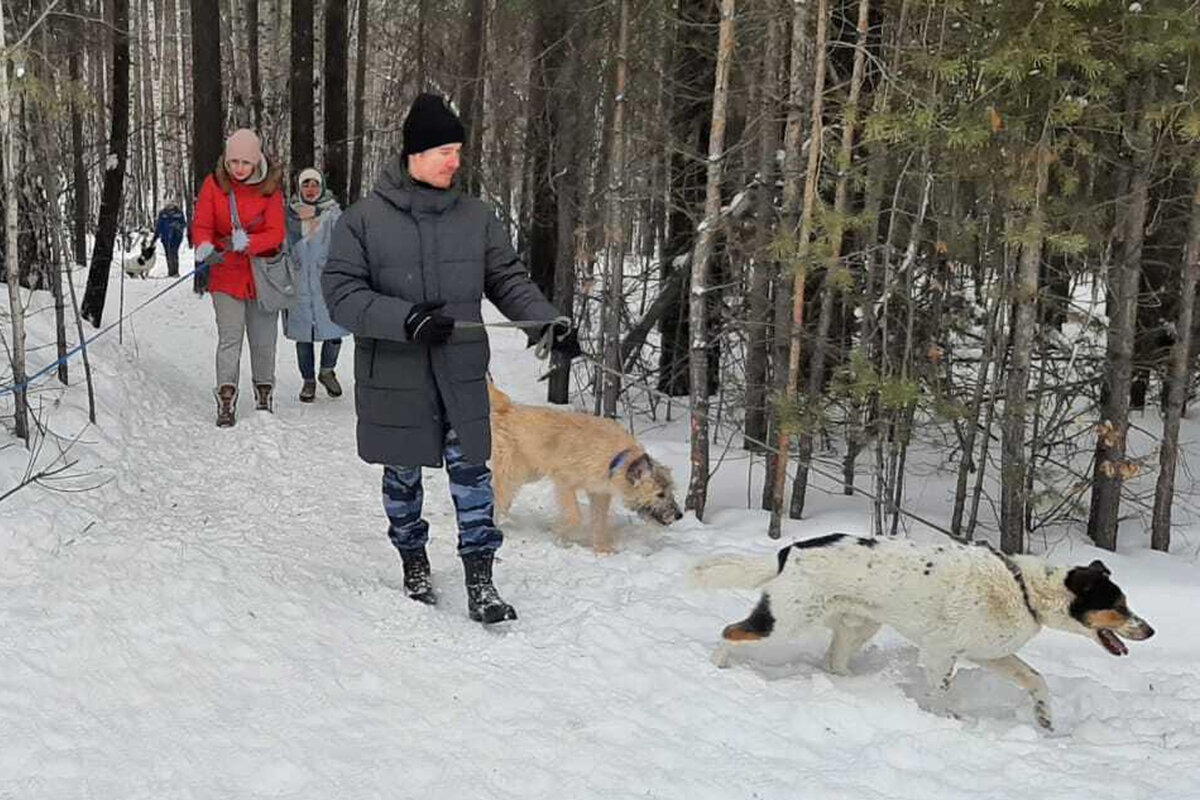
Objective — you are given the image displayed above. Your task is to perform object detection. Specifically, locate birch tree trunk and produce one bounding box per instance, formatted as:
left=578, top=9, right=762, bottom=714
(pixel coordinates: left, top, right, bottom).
left=1150, top=179, right=1200, bottom=553
left=173, top=0, right=190, bottom=196
left=792, top=0, right=870, bottom=518
left=768, top=0, right=828, bottom=538
left=248, top=0, right=262, bottom=130
left=685, top=0, right=736, bottom=519
left=144, top=0, right=163, bottom=214
left=69, top=0, right=88, bottom=266
left=32, top=31, right=70, bottom=386
left=601, top=0, right=630, bottom=418
left=0, top=0, right=29, bottom=442
left=762, top=0, right=810, bottom=511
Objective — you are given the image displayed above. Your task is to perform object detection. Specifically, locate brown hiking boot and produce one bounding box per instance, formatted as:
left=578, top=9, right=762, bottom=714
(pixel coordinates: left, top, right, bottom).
left=254, top=383, right=274, bottom=412
left=214, top=384, right=237, bottom=427
left=299, top=380, right=317, bottom=403
left=318, top=369, right=343, bottom=397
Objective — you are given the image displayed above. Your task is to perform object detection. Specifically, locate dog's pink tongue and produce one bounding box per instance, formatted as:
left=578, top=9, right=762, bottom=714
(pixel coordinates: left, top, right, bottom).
left=1098, top=629, right=1128, bottom=656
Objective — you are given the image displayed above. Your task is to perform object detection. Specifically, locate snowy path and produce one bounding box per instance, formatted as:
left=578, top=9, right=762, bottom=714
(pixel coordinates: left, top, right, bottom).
left=2, top=265, right=1199, bottom=799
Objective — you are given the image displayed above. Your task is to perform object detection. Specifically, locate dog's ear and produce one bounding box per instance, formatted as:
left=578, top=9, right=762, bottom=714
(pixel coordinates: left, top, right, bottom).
left=1066, top=561, right=1111, bottom=596
left=625, top=454, right=652, bottom=484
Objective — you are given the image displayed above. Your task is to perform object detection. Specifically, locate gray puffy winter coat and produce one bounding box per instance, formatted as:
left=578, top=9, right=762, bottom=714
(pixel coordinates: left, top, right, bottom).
left=322, top=161, right=560, bottom=467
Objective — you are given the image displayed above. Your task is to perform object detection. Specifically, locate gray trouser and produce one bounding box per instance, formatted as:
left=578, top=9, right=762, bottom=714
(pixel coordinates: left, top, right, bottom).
left=211, top=291, right=279, bottom=389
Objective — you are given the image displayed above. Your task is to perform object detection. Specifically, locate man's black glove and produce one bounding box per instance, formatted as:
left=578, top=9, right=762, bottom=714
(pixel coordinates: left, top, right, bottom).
left=405, top=300, right=455, bottom=345
left=544, top=320, right=583, bottom=361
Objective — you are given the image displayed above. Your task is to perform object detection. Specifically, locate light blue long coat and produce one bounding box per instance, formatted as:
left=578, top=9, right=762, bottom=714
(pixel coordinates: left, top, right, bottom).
left=283, top=204, right=349, bottom=342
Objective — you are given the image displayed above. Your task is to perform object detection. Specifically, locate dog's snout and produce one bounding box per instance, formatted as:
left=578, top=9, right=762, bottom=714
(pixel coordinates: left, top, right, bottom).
left=674, top=509, right=684, bottom=521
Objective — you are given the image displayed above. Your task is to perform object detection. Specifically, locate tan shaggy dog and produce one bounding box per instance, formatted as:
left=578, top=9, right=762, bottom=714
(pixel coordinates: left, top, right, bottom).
left=488, top=382, right=683, bottom=552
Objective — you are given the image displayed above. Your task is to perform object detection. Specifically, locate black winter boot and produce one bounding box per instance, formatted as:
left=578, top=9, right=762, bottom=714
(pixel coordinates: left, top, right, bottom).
left=462, top=552, right=517, bottom=624
left=399, top=547, right=437, bottom=605
left=318, top=368, right=343, bottom=397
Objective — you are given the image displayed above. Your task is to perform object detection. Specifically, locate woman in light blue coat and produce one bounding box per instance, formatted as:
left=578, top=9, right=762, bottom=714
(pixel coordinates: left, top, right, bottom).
left=284, top=167, right=348, bottom=401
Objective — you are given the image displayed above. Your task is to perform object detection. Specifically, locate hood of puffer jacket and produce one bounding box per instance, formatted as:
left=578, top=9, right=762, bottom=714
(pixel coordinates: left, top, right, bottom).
left=372, top=157, right=460, bottom=216
left=213, top=156, right=283, bottom=196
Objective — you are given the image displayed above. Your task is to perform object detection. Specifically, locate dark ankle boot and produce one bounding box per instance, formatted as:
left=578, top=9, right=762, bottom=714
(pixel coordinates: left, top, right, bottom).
left=399, top=547, right=437, bottom=605
left=462, top=552, right=517, bottom=624
left=299, top=380, right=317, bottom=403
left=214, top=384, right=237, bottom=427
left=254, top=383, right=274, bottom=412
left=318, top=368, right=343, bottom=397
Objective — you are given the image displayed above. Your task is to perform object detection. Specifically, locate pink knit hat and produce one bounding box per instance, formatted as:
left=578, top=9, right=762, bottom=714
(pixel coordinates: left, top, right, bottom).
left=224, top=129, right=262, bottom=164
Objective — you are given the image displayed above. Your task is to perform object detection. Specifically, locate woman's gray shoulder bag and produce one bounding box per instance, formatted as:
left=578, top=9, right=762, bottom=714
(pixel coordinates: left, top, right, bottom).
left=228, top=190, right=296, bottom=312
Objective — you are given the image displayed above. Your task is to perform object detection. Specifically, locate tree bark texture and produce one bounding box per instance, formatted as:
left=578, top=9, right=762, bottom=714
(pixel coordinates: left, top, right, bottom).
left=685, top=0, right=736, bottom=519
left=290, top=0, right=315, bottom=178
left=1150, top=179, right=1200, bottom=552
left=80, top=0, right=131, bottom=329
left=768, top=0, right=828, bottom=538
left=1000, top=130, right=1051, bottom=555
left=323, top=0, right=350, bottom=203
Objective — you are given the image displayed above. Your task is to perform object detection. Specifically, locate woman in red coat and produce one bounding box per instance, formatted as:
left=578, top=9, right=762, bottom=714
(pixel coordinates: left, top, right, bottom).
left=192, top=129, right=286, bottom=427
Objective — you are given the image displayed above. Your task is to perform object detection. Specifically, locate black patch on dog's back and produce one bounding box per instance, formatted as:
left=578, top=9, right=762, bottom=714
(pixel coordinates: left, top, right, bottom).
left=793, top=533, right=848, bottom=551
left=777, top=545, right=793, bottom=574
left=781, top=533, right=874, bottom=572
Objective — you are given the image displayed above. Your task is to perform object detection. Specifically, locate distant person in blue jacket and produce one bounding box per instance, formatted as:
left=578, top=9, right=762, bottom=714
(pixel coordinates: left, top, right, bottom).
left=155, top=201, right=189, bottom=277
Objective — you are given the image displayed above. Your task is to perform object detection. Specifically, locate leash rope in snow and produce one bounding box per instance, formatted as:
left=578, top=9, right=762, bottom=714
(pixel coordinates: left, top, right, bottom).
left=0, top=266, right=204, bottom=398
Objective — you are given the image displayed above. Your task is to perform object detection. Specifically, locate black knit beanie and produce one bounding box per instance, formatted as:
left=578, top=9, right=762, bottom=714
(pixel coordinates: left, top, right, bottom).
left=401, top=93, right=465, bottom=159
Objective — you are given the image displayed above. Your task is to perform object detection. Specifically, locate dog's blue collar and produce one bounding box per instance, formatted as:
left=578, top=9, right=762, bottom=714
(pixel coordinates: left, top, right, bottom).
left=609, top=449, right=634, bottom=478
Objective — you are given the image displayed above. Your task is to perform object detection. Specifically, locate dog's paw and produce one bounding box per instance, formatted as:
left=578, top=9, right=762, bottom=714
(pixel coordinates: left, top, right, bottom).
left=1034, top=701, right=1053, bottom=732
left=823, top=657, right=850, bottom=676
left=710, top=645, right=732, bottom=669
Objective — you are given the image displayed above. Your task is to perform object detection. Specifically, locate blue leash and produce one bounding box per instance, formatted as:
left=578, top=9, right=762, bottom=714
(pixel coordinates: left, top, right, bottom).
left=0, top=265, right=203, bottom=398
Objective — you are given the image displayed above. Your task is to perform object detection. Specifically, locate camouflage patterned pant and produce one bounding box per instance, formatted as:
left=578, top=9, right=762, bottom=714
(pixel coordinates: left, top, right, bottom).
left=381, top=427, right=503, bottom=557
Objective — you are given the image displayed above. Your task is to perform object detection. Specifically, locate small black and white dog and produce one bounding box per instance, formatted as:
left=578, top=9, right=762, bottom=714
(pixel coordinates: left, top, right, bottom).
left=692, top=533, right=1154, bottom=731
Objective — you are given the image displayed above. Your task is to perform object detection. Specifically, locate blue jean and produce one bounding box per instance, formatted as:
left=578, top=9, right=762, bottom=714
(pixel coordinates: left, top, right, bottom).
left=296, top=339, right=342, bottom=381
left=382, top=426, right=503, bottom=557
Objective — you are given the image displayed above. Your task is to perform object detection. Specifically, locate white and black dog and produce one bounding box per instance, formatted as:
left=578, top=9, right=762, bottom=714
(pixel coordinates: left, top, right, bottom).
left=692, top=533, right=1154, bottom=730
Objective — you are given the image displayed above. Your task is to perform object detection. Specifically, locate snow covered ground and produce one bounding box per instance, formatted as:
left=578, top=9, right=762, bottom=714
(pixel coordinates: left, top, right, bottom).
left=2, top=251, right=1199, bottom=799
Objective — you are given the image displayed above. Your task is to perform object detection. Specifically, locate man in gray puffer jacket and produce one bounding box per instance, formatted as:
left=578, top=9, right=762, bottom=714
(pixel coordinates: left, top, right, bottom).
left=323, top=93, right=581, bottom=624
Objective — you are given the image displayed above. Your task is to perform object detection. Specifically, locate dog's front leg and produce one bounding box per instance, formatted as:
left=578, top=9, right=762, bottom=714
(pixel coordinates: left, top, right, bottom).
left=920, top=651, right=958, bottom=693
left=975, top=654, right=1052, bottom=731
left=825, top=615, right=881, bottom=675
left=553, top=483, right=583, bottom=537
left=587, top=491, right=614, bottom=554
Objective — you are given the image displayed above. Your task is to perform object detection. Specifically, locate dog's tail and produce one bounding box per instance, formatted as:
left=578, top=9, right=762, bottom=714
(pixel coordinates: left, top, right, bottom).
left=487, top=379, right=513, bottom=413
left=689, top=553, right=780, bottom=589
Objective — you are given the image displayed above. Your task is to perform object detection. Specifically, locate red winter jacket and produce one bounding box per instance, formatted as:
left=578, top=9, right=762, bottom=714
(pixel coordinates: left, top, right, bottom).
left=192, top=159, right=286, bottom=300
